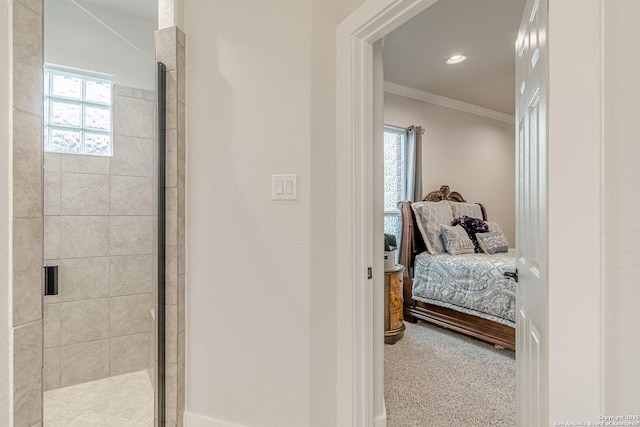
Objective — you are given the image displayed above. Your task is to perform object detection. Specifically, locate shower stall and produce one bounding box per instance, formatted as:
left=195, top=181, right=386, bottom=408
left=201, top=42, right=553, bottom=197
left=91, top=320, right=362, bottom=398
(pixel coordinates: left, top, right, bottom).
left=42, top=0, right=165, bottom=424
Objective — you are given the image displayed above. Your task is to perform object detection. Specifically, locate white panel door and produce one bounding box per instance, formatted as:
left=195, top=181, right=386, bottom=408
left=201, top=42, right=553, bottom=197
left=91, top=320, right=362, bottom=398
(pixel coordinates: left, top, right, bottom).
left=516, top=0, right=548, bottom=425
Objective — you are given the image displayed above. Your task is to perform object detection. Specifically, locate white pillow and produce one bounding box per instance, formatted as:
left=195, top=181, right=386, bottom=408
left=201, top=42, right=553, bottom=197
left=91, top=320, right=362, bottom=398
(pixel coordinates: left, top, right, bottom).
left=450, top=202, right=484, bottom=220
left=440, top=224, right=475, bottom=255
left=411, top=201, right=454, bottom=254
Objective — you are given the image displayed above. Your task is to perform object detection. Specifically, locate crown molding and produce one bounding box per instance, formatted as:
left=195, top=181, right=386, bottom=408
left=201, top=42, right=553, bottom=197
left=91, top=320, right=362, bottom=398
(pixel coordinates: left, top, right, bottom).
left=384, top=81, right=515, bottom=125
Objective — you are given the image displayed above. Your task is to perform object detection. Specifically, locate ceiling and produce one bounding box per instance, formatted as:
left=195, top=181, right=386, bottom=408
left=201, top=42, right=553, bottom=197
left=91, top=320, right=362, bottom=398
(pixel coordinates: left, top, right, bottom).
left=383, top=0, right=525, bottom=115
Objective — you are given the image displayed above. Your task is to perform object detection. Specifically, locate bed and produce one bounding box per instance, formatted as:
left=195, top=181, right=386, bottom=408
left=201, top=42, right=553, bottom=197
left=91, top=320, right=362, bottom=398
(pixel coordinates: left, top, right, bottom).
left=398, top=185, right=516, bottom=349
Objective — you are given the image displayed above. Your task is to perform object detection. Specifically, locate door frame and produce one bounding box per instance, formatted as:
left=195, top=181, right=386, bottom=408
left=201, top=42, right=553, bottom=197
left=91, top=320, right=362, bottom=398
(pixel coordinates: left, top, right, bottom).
left=336, top=1, right=439, bottom=425
left=336, top=0, right=603, bottom=425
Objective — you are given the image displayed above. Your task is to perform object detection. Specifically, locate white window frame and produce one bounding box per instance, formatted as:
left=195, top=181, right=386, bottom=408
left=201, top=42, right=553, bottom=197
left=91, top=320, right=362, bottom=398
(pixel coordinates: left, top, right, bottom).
left=383, top=125, right=408, bottom=249
left=44, top=65, right=114, bottom=156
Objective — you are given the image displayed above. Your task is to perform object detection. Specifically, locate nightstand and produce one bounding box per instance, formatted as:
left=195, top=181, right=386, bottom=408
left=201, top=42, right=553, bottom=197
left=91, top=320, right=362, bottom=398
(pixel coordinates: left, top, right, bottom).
left=384, top=264, right=405, bottom=344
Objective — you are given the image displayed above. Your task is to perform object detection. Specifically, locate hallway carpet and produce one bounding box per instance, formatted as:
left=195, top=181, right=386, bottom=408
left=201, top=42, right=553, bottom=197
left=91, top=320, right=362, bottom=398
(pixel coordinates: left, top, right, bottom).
left=385, top=321, right=516, bottom=427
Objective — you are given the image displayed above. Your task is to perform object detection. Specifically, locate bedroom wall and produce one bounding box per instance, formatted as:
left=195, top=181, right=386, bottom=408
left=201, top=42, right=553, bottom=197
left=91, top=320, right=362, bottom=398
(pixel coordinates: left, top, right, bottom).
left=184, top=0, right=337, bottom=425
left=603, top=0, right=640, bottom=413
left=384, top=92, right=516, bottom=245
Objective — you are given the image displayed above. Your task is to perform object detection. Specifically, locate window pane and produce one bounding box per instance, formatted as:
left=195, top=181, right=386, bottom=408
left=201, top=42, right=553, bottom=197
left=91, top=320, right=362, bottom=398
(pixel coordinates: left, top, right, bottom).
left=85, top=105, right=110, bottom=130
left=384, top=130, right=403, bottom=212
left=384, top=214, right=402, bottom=263
left=51, top=74, right=82, bottom=99
left=44, top=71, right=50, bottom=96
left=84, top=132, right=111, bottom=155
left=50, top=101, right=81, bottom=127
left=85, top=80, right=111, bottom=104
left=49, top=129, right=81, bottom=153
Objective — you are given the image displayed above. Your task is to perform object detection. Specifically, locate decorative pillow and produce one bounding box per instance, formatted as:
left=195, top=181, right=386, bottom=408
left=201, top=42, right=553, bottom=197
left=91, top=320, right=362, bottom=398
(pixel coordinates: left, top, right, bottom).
left=452, top=215, right=489, bottom=253
left=477, top=231, right=509, bottom=254
left=440, top=224, right=475, bottom=255
left=485, top=220, right=503, bottom=234
left=411, top=201, right=454, bottom=254
left=450, top=202, right=484, bottom=220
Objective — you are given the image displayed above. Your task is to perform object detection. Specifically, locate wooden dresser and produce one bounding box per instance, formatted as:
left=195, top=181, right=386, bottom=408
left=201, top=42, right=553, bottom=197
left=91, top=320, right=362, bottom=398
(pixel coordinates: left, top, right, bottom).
left=384, top=264, right=405, bottom=344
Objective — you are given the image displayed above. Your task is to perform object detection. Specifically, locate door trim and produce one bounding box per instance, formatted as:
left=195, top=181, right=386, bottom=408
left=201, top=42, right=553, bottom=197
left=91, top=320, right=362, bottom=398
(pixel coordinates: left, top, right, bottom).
left=336, top=1, right=439, bottom=425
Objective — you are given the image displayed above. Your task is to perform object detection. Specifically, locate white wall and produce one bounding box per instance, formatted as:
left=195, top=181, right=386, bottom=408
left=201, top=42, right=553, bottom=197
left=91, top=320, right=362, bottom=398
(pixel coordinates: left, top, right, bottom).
left=385, top=92, right=516, bottom=244
left=0, top=1, right=11, bottom=424
left=339, top=0, right=365, bottom=20
left=44, top=0, right=156, bottom=90
left=185, top=0, right=337, bottom=426
left=603, top=0, right=640, bottom=413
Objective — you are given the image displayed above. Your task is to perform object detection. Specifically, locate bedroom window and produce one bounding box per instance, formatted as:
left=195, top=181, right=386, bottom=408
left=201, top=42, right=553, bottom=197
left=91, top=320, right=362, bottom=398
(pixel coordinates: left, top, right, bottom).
left=44, top=66, right=113, bottom=156
left=383, top=125, right=407, bottom=246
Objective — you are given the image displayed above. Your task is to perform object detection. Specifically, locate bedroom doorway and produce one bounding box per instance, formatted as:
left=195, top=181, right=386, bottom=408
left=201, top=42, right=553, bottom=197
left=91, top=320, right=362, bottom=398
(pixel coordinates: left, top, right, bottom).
left=380, top=1, right=521, bottom=424
left=336, top=0, right=603, bottom=425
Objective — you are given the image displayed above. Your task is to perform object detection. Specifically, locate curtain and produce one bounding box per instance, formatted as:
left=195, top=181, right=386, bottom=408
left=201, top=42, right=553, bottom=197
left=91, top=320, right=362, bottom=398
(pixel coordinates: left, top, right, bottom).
left=404, top=125, right=423, bottom=202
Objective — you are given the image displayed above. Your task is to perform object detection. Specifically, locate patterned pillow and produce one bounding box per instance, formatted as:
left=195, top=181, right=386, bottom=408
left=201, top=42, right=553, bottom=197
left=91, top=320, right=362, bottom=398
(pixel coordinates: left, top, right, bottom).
left=411, top=201, right=454, bottom=254
left=452, top=215, right=489, bottom=253
left=450, top=202, right=483, bottom=220
left=486, top=220, right=503, bottom=234
left=440, top=224, right=475, bottom=255
left=477, top=231, right=509, bottom=254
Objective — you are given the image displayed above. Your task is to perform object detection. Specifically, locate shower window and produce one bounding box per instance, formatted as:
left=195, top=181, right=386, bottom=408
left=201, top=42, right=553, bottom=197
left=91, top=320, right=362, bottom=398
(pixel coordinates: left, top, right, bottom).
left=44, top=66, right=113, bottom=156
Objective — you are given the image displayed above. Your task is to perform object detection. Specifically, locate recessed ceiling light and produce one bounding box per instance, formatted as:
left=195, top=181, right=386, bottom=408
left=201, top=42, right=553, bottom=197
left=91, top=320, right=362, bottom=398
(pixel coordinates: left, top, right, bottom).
left=446, top=55, right=467, bottom=65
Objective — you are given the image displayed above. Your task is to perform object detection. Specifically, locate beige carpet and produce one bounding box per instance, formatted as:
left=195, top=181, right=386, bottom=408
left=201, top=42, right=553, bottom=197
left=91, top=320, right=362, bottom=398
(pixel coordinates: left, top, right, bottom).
left=384, top=321, right=516, bottom=427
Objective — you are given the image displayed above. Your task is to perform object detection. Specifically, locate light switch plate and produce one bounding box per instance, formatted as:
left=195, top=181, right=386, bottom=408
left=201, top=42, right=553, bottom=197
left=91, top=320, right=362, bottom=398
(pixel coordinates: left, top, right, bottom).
left=272, top=174, right=298, bottom=200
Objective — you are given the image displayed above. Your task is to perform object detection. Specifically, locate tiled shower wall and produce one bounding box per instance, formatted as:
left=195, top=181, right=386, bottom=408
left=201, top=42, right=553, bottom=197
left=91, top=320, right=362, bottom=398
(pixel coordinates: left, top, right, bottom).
left=43, top=85, right=157, bottom=390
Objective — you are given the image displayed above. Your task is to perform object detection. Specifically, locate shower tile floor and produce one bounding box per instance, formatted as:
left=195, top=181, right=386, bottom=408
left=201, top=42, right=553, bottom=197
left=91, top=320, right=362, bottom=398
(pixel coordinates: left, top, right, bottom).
left=44, top=369, right=154, bottom=426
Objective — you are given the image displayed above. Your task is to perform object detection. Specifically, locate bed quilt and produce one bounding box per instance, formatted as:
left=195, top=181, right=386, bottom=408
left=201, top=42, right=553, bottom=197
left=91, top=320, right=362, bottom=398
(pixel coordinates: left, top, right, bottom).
left=412, top=249, right=517, bottom=327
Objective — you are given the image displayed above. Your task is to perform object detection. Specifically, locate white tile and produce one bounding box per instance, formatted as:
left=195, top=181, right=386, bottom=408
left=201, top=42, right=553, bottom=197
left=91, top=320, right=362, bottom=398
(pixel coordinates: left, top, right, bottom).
left=110, top=294, right=152, bottom=337
left=60, top=154, right=110, bottom=174
left=12, top=110, right=43, bottom=217
left=60, top=216, right=110, bottom=258
left=110, top=136, right=154, bottom=177
left=60, top=299, right=109, bottom=345
left=12, top=3, right=42, bottom=116
left=13, top=218, right=43, bottom=326
left=110, top=176, right=154, bottom=216
left=110, top=216, right=155, bottom=256
left=109, top=255, right=153, bottom=296
left=44, top=153, right=61, bottom=172
left=110, top=334, right=150, bottom=376
left=60, top=339, right=109, bottom=387
left=45, top=257, right=110, bottom=304
left=44, top=172, right=61, bottom=216
left=13, top=321, right=43, bottom=426
left=114, top=96, right=155, bottom=139
left=44, top=216, right=60, bottom=260
left=61, top=173, right=110, bottom=216
left=44, top=304, right=61, bottom=348
left=43, top=347, right=61, bottom=391
left=155, top=28, right=177, bottom=71
left=16, top=0, right=43, bottom=15
left=113, top=85, right=155, bottom=101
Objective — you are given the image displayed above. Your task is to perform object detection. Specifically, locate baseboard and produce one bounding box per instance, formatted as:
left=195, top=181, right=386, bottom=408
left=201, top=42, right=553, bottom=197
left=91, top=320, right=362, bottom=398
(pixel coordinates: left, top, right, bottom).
left=184, top=411, right=245, bottom=427
left=186, top=409, right=386, bottom=427
left=374, top=399, right=387, bottom=427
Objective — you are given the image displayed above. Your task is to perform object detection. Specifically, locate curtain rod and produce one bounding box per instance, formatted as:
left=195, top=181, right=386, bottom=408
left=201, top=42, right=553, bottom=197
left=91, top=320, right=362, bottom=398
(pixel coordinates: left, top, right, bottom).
left=385, top=124, right=425, bottom=135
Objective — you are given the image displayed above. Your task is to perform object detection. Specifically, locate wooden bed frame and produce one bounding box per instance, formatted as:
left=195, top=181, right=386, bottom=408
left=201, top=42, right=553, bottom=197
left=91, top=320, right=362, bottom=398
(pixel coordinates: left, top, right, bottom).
left=398, top=185, right=516, bottom=350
